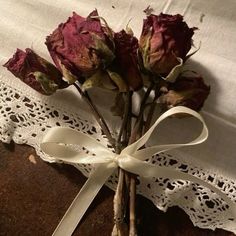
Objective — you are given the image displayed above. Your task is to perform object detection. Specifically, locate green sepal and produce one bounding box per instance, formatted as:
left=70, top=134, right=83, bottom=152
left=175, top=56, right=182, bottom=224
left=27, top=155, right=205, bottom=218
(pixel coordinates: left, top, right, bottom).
left=125, top=20, right=134, bottom=36
left=33, top=71, right=58, bottom=95
left=58, top=60, right=77, bottom=84
left=106, top=69, right=128, bottom=92
left=141, top=31, right=152, bottom=71
left=92, top=34, right=115, bottom=68
left=90, top=15, right=115, bottom=50
left=185, top=41, right=201, bottom=61
left=82, top=70, right=118, bottom=91
left=164, top=57, right=183, bottom=83
left=38, top=57, right=62, bottom=79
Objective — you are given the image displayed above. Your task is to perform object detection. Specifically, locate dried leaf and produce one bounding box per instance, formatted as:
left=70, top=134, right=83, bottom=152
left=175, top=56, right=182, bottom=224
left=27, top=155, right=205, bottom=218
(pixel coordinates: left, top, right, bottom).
left=28, top=154, right=37, bottom=164
left=82, top=70, right=103, bottom=90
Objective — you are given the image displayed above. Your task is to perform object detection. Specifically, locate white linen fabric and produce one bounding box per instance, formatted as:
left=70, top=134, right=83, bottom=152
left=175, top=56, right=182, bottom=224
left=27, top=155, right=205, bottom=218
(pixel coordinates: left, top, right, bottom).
left=0, top=0, right=236, bottom=233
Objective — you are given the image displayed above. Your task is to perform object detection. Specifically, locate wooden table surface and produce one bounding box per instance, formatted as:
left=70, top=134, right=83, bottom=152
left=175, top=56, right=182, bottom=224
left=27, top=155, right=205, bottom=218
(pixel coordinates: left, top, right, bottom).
left=0, top=141, right=235, bottom=236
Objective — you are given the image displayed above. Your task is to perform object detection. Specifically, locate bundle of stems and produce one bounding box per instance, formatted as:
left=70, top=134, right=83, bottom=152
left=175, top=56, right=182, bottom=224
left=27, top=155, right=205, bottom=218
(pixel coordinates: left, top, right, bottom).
left=74, top=81, right=160, bottom=236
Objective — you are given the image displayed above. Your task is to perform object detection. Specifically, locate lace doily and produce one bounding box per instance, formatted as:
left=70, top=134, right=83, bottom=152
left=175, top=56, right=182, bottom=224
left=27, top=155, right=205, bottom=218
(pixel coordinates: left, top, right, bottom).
left=0, top=76, right=236, bottom=233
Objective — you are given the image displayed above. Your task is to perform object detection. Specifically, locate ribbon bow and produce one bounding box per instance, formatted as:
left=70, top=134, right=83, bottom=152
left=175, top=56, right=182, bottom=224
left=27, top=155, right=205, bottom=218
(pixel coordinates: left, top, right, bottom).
left=41, top=106, right=236, bottom=236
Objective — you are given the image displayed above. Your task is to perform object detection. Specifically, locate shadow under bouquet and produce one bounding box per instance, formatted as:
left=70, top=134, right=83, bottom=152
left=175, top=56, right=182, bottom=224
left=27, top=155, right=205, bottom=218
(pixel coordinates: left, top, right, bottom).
left=3, top=9, right=212, bottom=236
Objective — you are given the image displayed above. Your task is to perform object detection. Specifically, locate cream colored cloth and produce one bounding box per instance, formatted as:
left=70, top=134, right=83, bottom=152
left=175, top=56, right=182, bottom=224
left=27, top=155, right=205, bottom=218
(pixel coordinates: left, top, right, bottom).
left=0, top=0, right=236, bottom=233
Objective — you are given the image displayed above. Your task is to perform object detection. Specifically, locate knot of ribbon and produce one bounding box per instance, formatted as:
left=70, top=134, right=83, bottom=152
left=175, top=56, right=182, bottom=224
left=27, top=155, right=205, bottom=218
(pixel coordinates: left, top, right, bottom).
left=40, top=106, right=236, bottom=236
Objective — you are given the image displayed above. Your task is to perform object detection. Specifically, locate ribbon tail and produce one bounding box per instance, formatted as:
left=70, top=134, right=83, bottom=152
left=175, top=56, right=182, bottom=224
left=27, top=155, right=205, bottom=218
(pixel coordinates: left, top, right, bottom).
left=52, top=164, right=115, bottom=236
left=120, top=156, right=236, bottom=218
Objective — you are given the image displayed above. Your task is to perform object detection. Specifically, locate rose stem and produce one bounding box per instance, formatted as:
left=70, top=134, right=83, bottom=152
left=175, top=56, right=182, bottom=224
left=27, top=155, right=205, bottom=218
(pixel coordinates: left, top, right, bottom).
left=116, top=92, right=131, bottom=152
left=125, top=92, right=132, bottom=146
left=129, top=82, right=154, bottom=143
left=113, top=91, right=132, bottom=236
left=144, top=83, right=161, bottom=133
left=73, top=83, right=115, bottom=147
left=124, top=92, right=132, bottom=189
left=128, top=82, right=155, bottom=236
left=131, top=83, right=162, bottom=236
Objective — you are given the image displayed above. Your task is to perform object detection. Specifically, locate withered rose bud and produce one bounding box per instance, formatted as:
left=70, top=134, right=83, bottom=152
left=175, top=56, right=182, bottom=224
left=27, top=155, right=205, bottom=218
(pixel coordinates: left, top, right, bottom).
left=159, top=76, right=210, bottom=111
left=3, top=48, right=67, bottom=95
left=113, top=30, right=143, bottom=90
left=46, top=10, right=115, bottom=84
left=139, top=13, right=195, bottom=76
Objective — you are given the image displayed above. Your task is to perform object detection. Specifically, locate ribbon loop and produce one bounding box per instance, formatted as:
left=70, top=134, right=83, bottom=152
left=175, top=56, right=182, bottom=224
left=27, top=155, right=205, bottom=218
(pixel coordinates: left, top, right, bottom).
left=42, top=126, right=113, bottom=157
left=41, top=126, right=114, bottom=164
left=122, top=106, right=208, bottom=157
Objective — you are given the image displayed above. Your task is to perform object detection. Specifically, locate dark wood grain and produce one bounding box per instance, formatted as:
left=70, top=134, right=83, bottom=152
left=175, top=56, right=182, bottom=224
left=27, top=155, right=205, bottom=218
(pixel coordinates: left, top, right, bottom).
left=0, top=142, right=235, bottom=236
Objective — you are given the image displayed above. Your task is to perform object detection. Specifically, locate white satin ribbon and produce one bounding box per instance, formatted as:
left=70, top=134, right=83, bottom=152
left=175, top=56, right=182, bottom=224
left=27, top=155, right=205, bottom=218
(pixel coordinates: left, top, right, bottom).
left=40, top=106, right=236, bottom=236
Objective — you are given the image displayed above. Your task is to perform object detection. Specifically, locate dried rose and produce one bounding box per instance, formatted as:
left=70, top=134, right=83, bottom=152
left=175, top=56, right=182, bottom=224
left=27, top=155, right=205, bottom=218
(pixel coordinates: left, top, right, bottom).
left=3, top=48, right=67, bottom=95
left=139, top=13, right=195, bottom=78
left=111, top=30, right=143, bottom=91
left=45, top=10, right=115, bottom=84
left=159, top=75, right=210, bottom=111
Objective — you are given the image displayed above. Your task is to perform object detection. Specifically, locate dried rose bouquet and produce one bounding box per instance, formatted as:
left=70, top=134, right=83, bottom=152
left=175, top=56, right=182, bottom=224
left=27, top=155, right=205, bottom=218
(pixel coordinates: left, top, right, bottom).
left=3, top=9, right=210, bottom=236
